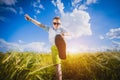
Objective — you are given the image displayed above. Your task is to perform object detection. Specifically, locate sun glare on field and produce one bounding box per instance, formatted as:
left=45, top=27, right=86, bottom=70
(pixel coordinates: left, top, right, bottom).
left=66, top=42, right=90, bottom=54
left=67, top=47, right=80, bottom=54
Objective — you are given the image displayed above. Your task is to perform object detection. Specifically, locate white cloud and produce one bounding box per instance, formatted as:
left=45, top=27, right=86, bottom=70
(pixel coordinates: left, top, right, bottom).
left=106, top=28, right=120, bottom=39
left=0, top=6, right=18, bottom=22
left=0, top=38, right=118, bottom=53
left=36, top=10, right=40, bottom=14
left=0, top=39, right=21, bottom=52
left=39, top=4, right=44, bottom=9
left=112, top=41, right=120, bottom=47
left=37, top=0, right=40, bottom=3
left=0, top=0, right=17, bottom=5
left=112, top=41, right=120, bottom=51
left=4, top=7, right=17, bottom=14
left=56, top=0, right=64, bottom=14
left=51, top=0, right=56, bottom=6
left=0, top=0, right=25, bottom=16
left=72, top=0, right=82, bottom=7
left=34, top=15, right=37, bottom=20
left=99, top=35, right=104, bottom=40
left=61, top=9, right=92, bottom=38
left=71, top=0, right=97, bottom=10
left=32, top=1, right=44, bottom=9
left=33, top=2, right=38, bottom=8
left=86, top=0, right=97, bottom=5
left=79, top=4, right=88, bottom=10
left=0, top=7, right=17, bottom=14
left=18, top=40, right=25, bottom=44
left=93, top=46, right=113, bottom=52
left=32, top=0, right=44, bottom=15
left=52, top=0, right=92, bottom=38
left=0, top=7, right=17, bottom=22
left=19, top=7, right=24, bottom=15
left=0, top=16, right=9, bottom=22
left=22, top=42, right=49, bottom=52
left=0, top=39, right=49, bottom=52
left=54, top=9, right=59, bottom=14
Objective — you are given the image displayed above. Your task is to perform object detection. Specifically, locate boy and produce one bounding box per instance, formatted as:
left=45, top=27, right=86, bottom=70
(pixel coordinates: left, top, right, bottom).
left=25, top=14, right=68, bottom=80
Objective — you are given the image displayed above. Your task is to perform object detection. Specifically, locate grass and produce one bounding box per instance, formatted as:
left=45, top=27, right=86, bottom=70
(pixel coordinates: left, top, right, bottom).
left=0, top=51, right=120, bottom=80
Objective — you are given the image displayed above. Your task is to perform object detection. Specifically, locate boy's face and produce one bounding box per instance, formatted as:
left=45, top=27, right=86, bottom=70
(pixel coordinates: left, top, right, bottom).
left=52, top=19, right=61, bottom=29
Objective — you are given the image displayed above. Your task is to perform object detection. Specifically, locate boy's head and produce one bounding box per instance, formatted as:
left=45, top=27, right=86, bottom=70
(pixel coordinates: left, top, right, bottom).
left=52, top=16, right=61, bottom=29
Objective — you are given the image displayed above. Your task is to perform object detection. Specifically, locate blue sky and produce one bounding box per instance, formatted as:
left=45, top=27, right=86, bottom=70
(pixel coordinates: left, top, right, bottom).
left=0, top=0, right=120, bottom=53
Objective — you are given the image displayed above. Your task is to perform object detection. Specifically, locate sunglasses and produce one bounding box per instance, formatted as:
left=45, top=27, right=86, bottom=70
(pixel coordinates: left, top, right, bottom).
left=53, top=22, right=61, bottom=25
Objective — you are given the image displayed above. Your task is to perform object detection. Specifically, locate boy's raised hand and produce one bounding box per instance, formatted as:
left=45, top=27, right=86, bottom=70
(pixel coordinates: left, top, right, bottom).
left=24, top=14, right=31, bottom=21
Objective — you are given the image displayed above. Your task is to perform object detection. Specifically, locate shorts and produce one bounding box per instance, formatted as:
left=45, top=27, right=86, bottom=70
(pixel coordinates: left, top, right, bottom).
left=51, top=45, right=61, bottom=65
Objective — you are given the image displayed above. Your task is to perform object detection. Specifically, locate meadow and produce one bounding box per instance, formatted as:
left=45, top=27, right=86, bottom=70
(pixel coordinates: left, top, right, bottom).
left=0, top=51, right=120, bottom=80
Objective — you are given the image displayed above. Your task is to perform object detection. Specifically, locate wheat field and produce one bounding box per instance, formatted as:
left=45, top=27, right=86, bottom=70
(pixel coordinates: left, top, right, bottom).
left=0, top=51, right=120, bottom=80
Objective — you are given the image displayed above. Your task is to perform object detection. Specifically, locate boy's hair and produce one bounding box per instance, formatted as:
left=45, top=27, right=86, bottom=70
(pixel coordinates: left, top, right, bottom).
left=53, top=16, right=60, bottom=20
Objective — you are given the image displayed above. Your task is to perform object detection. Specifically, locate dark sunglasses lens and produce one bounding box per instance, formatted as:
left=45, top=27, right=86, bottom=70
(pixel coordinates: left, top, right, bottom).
left=53, top=22, right=60, bottom=25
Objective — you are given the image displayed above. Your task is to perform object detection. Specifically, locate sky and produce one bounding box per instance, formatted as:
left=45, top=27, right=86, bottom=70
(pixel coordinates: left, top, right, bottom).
left=0, top=0, right=120, bottom=53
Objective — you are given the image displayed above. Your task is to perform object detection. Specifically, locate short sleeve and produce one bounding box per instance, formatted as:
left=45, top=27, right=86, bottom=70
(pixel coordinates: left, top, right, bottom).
left=43, top=26, right=50, bottom=32
left=60, top=27, right=67, bottom=33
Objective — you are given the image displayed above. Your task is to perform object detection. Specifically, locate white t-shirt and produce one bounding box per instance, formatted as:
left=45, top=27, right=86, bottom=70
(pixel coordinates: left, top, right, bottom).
left=44, top=26, right=67, bottom=45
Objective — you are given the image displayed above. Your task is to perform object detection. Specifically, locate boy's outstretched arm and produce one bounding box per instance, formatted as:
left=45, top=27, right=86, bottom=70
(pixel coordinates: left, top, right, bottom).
left=24, top=14, right=46, bottom=28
